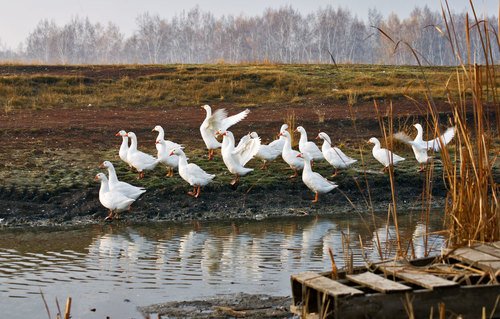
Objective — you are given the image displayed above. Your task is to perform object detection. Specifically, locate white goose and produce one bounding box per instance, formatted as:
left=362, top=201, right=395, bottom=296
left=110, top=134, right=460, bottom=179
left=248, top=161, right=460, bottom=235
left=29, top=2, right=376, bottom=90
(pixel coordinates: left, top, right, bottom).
left=394, top=123, right=455, bottom=171
left=95, top=173, right=135, bottom=220
left=297, top=152, right=338, bottom=203
left=279, top=130, right=304, bottom=178
left=251, top=132, right=282, bottom=169
left=267, top=123, right=289, bottom=153
left=368, top=137, right=405, bottom=171
left=126, top=131, right=160, bottom=179
left=155, top=139, right=179, bottom=177
left=115, top=130, right=130, bottom=166
left=200, top=104, right=250, bottom=160
left=317, top=132, right=357, bottom=176
left=219, top=130, right=260, bottom=186
left=169, top=147, right=215, bottom=198
left=295, top=126, right=324, bottom=163
left=99, top=161, right=146, bottom=199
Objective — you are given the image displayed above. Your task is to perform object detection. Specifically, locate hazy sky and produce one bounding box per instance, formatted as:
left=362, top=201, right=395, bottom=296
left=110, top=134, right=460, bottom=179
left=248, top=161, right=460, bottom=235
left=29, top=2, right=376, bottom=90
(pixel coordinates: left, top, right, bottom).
left=0, top=0, right=496, bottom=49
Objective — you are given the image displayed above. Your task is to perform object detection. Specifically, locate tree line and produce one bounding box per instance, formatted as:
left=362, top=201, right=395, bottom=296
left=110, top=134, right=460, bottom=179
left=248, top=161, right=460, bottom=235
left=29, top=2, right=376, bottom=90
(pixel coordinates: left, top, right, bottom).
left=0, top=5, right=497, bottom=65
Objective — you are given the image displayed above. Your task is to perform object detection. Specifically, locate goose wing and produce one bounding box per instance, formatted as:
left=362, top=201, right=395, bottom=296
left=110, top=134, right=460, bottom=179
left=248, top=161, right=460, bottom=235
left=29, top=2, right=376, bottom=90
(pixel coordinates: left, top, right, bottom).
left=233, top=135, right=261, bottom=166
left=426, top=127, right=455, bottom=152
left=220, top=109, right=250, bottom=131
left=201, top=108, right=228, bottom=132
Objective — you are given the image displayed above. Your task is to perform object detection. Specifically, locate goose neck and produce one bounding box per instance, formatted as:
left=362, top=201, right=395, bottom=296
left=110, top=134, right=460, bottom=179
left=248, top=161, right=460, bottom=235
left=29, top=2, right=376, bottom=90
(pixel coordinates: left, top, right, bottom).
left=107, top=166, right=119, bottom=184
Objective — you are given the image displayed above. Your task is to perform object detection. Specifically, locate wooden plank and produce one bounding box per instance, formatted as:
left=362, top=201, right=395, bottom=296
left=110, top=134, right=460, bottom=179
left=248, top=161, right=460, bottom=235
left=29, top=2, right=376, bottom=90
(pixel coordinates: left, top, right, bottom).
left=472, top=243, right=500, bottom=259
left=307, top=276, right=364, bottom=297
left=291, top=271, right=324, bottom=283
left=450, top=247, right=500, bottom=273
left=378, top=264, right=458, bottom=289
left=346, top=271, right=411, bottom=293
left=336, top=284, right=500, bottom=319
left=291, top=271, right=363, bottom=297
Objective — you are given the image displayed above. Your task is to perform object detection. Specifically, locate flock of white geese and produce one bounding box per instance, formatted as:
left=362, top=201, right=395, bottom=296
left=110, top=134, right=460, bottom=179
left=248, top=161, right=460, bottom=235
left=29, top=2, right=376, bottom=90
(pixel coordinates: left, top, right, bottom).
left=95, top=104, right=456, bottom=220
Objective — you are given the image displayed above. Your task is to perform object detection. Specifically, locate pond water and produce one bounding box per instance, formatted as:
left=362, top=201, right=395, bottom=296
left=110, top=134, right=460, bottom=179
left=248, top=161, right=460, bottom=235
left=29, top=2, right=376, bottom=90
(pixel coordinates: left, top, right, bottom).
left=0, top=211, right=446, bottom=318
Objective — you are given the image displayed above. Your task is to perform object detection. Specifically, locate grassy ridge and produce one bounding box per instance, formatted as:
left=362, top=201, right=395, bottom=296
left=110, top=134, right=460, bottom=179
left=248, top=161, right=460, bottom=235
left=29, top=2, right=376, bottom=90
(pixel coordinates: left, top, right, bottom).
left=0, top=63, right=488, bottom=111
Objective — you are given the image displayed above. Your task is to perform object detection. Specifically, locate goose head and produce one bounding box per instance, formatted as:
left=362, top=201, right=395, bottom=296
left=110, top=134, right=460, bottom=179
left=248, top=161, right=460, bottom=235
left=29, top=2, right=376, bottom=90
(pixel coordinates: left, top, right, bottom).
left=249, top=132, right=258, bottom=139
left=125, top=132, right=136, bottom=139
left=99, top=160, right=113, bottom=169
left=94, top=172, right=107, bottom=182
left=115, top=130, right=127, bottom=137
left=368, top=137, right=380, bottom=145
left=296, top=152, right=311, bottom=161
left=295, top=126, right=305, bottom=134
left=278, top=130, right=291, bottom=139
left=201, top=104, right=212, bottom=114
left=317, top=132, right=331, bottom=143
left=169, top=147, right=185, bottom=156
left=152, top=125, right=162, bottom=132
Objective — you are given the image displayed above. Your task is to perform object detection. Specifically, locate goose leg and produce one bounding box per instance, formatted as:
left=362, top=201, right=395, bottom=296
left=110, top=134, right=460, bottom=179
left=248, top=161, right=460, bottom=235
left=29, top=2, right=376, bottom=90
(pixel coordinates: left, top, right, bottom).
left=138, top=171, right=145, bottom=179
left=331, top=168, right=338, bottom=177
left=194, top=186, right=201, bottom=198
left=289, top=169, right=298, bottom=179
left=167, top=167, right=174, bottom=177
left=208, top=149, right=214, bottom=160
left=312, top=192, right=319, bottom=203
left=104, top=210, right=114, bottom=221
left=230, top=174, right=240, bottom=186
left=418, top=164, right=425, bottom=172
left=187, top=186, right=197, bottom=197
left=260, top=161, right=268, bottom=170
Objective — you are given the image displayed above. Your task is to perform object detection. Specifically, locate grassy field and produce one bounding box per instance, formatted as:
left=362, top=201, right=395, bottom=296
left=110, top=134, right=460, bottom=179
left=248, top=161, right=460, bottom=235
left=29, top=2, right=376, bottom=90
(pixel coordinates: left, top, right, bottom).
left=1, top=63, right=495, bottom=111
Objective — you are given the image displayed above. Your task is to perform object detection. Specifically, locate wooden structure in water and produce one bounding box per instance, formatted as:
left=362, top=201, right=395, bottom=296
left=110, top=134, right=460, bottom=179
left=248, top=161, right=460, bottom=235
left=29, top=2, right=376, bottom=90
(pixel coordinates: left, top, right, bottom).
left=291, top=241, right=500, bottom=318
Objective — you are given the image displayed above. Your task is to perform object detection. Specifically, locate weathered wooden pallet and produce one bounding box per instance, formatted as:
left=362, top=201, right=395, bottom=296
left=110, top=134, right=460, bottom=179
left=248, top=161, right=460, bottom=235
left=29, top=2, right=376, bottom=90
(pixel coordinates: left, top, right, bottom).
left=291, top=241, right=500, bottom=319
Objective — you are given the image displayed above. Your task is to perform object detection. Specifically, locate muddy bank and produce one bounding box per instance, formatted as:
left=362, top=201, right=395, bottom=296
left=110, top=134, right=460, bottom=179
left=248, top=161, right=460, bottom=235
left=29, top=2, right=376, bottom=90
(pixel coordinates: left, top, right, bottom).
left=0, top=164, right=448, bottom=228
left=139, top=293, right=293, bottom=318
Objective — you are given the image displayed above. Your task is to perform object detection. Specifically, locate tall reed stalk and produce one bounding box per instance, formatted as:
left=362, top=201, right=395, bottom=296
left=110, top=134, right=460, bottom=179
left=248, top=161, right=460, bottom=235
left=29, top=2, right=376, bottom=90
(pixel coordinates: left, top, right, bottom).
left=439, top=1, right=498, bottom=246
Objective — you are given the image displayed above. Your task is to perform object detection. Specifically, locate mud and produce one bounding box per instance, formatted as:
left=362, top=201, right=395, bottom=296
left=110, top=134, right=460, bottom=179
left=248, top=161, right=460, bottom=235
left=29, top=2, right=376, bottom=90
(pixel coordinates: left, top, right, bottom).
left=138, top=293, right=293, bottom=318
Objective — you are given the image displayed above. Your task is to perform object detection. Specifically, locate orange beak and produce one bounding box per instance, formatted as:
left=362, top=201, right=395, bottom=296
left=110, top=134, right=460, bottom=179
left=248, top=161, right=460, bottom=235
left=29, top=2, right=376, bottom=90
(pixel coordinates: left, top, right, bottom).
left=155, top=140, right=160, bottom=144
left=169, top=150, right=175, bottom=156
left=296, top=153, right=303, bottom=158
left=115, top=132, right=120, bottom=136
left=278, top=132, right=284, bottom=136
left=315, top=135, right=320, bottom=140
left=98, top=163, right=105, bottom=169
left=94, top=175, right=99, bottom=181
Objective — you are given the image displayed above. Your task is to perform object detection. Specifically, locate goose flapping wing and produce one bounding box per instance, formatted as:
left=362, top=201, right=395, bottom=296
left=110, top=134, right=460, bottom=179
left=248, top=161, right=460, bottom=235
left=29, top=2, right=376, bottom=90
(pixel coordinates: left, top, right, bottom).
left=202, top=108, right=228, bottom=132
left=426, top=126, right=455, bottom=152
left=220, top=109, right=250, bottom=131
left=233, top=134, right=261, bottom=166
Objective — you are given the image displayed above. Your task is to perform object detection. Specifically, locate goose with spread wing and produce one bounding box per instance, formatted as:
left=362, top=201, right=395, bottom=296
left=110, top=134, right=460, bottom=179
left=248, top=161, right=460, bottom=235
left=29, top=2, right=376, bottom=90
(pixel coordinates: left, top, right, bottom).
left=394, top=123, right=455, bottom=171
left=317, top=132, right=357, bottom=176
left=200, top=104, right=250, bottom=160
left=219, top=130, right=260, bottom=186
